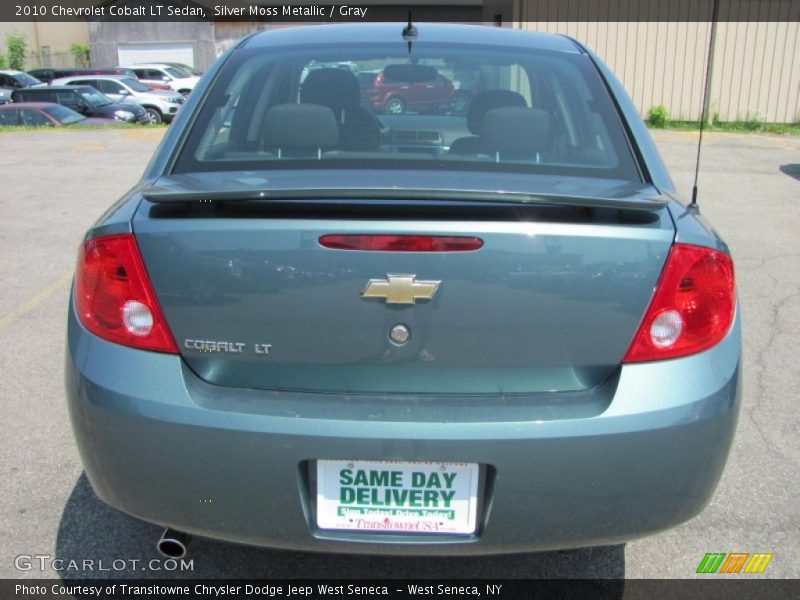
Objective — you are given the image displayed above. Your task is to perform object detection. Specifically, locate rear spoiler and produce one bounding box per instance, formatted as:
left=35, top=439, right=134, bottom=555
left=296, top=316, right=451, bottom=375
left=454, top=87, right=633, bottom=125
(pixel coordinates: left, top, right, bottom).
left=142, top=186, right=669, bottom=212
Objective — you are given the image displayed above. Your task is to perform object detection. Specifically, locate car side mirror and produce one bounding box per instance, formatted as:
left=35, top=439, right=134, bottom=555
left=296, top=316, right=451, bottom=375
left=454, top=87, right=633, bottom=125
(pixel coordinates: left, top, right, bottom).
left=162, top=76, right=171, bottom=82
left=119, top=89, right=130, bottom=96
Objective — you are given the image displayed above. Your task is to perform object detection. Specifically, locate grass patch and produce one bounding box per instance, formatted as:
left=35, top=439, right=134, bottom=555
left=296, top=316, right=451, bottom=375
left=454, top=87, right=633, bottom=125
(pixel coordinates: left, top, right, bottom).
left=646, top=105, right=670, bottom=128
left=645, top=104, right=799, bottom=135
left=0, top=123, right=168, bottom=133
left=654, top=120, right=799, bottom=135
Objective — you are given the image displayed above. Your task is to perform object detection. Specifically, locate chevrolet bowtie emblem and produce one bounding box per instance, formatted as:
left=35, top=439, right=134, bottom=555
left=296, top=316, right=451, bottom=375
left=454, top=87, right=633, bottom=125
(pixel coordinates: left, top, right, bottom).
left=361, top=274, right=441, bottom=305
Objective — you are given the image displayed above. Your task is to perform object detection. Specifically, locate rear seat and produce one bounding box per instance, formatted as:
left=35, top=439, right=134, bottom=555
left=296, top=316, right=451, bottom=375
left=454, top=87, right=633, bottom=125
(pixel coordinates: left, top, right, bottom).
left=448, top=90, right=527, bottom=155
left=479, top=106, right=551, bottom=162
left=261, top=103, right=339, bottom=158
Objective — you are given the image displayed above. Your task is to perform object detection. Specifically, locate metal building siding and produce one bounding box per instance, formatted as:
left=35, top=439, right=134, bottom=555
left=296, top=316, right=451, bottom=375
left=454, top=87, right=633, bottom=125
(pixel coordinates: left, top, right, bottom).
left=117, top=42, right=195, bottom=67
left=88, top=20, right=216, bottom=71
left=516, top=0, right=800, bottom=123
left=712, top=12, right=800, bottom=122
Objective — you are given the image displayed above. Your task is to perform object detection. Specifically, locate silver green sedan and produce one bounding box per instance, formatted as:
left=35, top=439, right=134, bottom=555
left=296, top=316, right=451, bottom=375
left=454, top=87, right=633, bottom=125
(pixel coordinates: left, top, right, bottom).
left=66, top=23, right=740, bottom=558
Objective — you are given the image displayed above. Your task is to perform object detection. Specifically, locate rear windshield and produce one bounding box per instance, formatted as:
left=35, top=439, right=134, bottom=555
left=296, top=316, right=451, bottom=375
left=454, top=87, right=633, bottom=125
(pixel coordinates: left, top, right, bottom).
left=173, top=42, right=640, bottom=181
left=172, top=63, right=199, bottom=76
left=15, top=72, right=41, bottom=86
left=43, top=104, right=85, bottom=124
left=79, top=88, right=112, bottom=107
left=382, top=64, right=438, bottom=83
left=165, top=67, right=189, bottom=79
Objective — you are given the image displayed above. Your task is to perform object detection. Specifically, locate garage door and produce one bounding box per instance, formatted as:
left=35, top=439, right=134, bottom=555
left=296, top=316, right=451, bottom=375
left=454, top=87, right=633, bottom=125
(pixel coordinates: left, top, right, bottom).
left=117, top=43, right=195, bottom=68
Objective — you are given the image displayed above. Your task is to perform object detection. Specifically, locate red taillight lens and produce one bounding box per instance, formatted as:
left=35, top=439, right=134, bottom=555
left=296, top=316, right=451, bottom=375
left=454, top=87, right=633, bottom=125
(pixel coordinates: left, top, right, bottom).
left=319, top=235, right=483, bottom=252
left=74, top=234, right=178, bottom=353
left=623, top=243, right=735, bottom=363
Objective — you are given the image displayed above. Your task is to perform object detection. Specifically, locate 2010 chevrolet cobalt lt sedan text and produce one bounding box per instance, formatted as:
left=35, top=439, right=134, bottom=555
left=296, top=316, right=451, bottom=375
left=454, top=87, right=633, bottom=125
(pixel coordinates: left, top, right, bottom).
left=66, top=23, right=740, bottom=556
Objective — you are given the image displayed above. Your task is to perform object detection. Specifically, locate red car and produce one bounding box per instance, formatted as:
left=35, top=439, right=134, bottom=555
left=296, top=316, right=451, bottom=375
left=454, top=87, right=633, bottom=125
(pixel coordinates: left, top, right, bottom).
left=362, top=64, right=454, bottom=114
left=0, top=102, right=116, bottom=127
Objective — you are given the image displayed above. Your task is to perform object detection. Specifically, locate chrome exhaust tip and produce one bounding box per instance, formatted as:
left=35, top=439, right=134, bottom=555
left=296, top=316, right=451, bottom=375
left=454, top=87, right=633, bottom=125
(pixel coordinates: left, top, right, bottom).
left=157, top=528, right=190, bottom=559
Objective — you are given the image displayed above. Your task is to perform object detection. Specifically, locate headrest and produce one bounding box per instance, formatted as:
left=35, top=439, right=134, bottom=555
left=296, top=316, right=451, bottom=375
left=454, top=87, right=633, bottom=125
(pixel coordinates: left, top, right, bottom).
left=262, top=103, right=338, bottom=150
left=479, top=107, right=551, bottom=154
left=300, top=68, right=361, bottom=112
left=466, top=90, right=527, bottom=134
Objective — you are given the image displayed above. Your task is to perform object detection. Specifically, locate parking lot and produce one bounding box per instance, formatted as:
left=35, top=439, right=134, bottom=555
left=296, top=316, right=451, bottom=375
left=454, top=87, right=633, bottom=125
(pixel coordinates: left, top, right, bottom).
left=0, top=127, right=798, bottom=579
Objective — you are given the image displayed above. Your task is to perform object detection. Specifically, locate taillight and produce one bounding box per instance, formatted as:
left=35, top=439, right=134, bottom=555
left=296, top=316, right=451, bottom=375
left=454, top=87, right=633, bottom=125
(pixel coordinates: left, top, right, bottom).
left=74, top=234, right=178, bottom=353
left=623, top=243, right=735, bottom=363
left=319, top=235, right=483, bottom=252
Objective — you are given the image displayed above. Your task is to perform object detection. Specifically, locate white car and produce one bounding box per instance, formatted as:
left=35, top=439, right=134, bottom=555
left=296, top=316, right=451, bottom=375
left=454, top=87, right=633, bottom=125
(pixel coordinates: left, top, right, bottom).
left=51, top=75, right=184, bottom=124
left=129, top=64, right=200, bottom=96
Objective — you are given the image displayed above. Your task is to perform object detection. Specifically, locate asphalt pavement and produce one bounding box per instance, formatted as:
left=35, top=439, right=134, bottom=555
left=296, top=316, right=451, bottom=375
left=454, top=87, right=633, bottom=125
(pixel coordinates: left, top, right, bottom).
left=0, top=127, right=797, bottom=579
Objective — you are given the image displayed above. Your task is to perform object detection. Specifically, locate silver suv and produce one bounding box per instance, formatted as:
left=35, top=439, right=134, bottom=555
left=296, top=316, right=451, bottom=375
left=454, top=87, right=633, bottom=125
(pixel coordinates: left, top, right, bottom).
left=51, top=75, right=184, bottom=124
left=131, top=64, right=200, bottom=96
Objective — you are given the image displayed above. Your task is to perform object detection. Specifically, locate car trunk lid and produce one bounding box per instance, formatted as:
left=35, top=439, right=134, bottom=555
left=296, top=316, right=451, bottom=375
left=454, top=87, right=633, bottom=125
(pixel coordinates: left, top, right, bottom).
left=132, top=171, right=674, bottom=395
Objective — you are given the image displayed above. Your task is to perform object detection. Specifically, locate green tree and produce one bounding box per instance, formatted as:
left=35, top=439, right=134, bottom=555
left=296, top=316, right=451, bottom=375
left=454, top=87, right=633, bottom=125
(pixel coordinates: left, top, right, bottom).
left=6, top=33, right=27, bottom=70
left=0, top=53, right=7, bottom=69
left=70, top=43, right=90, bottom=67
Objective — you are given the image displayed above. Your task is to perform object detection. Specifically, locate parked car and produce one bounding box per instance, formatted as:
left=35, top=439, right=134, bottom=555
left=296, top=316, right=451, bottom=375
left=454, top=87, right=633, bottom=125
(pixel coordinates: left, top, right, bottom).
left=28, top=67, right=130, bottom=83
left=27, top=68, right=75, bottom=84
left=29, top=67, right=172, bottom=92
left=130, top=64, right=200, bottom=95
left=67, top=24, right=740, bottom=558
left=0, top=102, right=117, bottom=127
left=0, top=70, right=43, bottom=101
left=362, top=63, right=455, bottom=114
left=162, top=62, right=203, bottom=76
left=11, top=85, right=149, bottom=124
left=51, top=75, right=184, bottom=124
left=355, top=69, right=380, bottom=92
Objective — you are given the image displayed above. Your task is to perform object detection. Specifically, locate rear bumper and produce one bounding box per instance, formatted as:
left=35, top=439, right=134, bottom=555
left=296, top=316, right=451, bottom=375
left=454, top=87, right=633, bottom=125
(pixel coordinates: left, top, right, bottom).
left=65, top=300, right=741, bottom=555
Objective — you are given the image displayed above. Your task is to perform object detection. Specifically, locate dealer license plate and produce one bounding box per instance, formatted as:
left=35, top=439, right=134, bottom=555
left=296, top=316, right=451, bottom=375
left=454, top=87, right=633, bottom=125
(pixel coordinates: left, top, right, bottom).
left=316, top=460, right=479, bottom=535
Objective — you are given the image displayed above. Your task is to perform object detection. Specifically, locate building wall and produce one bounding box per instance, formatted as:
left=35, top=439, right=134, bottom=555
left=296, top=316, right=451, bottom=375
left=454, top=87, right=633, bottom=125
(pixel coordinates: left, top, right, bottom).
left=213, top=21, right=265, bottom=56
left=516, top=0, right=800, bottom=123
left=89, top=20, right=216, bottom=70
left=0, top=21, right=89, bottom=68
left=0, top=22, right=37, bottom=55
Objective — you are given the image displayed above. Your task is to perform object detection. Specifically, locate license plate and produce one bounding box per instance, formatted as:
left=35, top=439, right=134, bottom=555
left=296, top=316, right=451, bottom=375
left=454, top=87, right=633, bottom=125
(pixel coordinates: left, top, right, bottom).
left=316, top=460, right=479, bottom=535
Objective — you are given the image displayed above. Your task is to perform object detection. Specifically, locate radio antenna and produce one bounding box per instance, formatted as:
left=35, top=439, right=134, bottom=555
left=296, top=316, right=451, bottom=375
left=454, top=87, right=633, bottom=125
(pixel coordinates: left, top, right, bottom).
left=402, top=10, right=418, bottom=53
left=692, top=0, right=720, bottom=208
